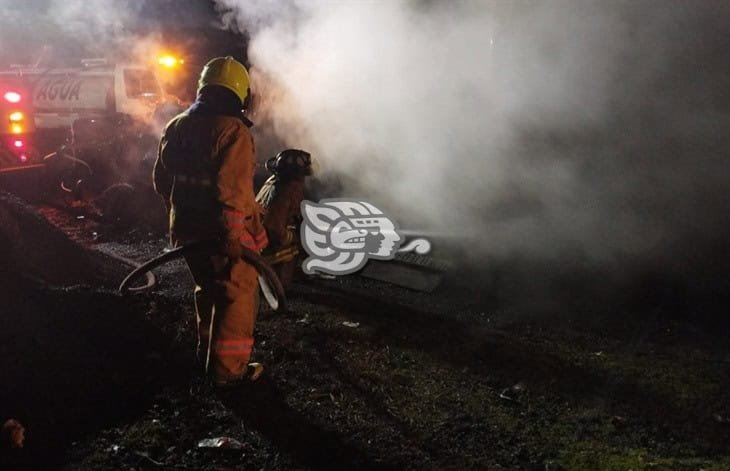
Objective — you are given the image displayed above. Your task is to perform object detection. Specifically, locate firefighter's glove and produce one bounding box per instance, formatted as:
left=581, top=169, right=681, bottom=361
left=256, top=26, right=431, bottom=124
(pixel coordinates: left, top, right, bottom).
left=221, top=237, right=244, bottom=259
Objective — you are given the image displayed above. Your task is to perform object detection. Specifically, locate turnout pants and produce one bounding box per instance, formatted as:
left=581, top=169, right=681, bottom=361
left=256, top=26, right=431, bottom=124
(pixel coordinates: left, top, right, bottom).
left=183, top=249, right=259, bottom=384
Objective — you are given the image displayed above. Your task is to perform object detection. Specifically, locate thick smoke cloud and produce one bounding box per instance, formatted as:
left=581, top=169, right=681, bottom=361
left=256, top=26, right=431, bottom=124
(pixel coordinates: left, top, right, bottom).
left=1, top=0, right=728, bottom=302
left=0, top=0, right=219, bottom=67
left=0, top=1, right=145, bottom=63
left=214, top=0, right=730, bottom=275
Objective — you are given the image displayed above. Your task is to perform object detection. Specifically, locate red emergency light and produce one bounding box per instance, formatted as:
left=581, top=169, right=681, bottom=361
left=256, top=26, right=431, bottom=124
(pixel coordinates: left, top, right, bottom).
left=13, top=139, right=24, bottom=149
left=3, top=91, right=22, bottom=103
left=19, top=154, right=28, bottom=163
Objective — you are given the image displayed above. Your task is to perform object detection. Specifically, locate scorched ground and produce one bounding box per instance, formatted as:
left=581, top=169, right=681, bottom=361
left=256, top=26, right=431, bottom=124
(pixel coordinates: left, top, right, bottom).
left=0, top=192, right=729, bottom=470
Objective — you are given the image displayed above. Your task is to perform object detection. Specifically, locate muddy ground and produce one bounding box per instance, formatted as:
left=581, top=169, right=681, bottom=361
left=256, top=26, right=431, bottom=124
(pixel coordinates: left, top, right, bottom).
left=1, top=192, right=729, bottom=470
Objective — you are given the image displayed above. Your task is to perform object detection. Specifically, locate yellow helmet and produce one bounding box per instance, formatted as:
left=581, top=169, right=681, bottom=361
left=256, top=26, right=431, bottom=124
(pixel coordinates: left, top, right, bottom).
left=197, top=56, right=250, bottom=104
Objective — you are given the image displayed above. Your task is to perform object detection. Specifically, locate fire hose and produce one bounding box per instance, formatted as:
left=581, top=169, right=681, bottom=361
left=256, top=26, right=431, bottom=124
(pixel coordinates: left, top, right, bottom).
left=118, top=240, right=287, bottom=313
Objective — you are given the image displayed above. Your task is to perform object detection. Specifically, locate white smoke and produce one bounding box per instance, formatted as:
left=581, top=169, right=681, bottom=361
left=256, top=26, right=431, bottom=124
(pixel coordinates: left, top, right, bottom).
left=0, top=0, right=150, bottom=62
left=0, top=0, right=219, bottom=66
left=212, top=0, right=730, bottom=269
left=2, top=0, right=728, bottom=275
left=47, top=0, right=147, bottom=42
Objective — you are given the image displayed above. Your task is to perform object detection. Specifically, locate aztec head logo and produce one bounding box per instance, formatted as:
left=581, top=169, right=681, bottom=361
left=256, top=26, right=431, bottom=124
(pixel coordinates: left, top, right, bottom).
left=300, top=199, right=406, bottom=275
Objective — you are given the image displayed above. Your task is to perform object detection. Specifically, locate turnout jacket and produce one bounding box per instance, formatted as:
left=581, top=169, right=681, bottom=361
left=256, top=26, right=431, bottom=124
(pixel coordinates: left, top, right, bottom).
left=153, top=109, right=267, bottom=250
left=256, top=175, right=306, bottom=250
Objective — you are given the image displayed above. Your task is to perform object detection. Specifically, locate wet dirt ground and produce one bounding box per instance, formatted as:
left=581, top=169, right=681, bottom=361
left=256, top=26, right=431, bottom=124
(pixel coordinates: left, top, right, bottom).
left=1, top=195, right=729, bottom=470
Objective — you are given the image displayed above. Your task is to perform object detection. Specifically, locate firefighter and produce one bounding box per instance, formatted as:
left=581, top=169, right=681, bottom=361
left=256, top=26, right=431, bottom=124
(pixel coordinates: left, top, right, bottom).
left=256, top=149, right=313, bottom=288
left=153, top=57, right=268, bottom=387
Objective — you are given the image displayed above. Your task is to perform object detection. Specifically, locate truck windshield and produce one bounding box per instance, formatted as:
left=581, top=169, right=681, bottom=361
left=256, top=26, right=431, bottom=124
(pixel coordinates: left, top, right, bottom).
left=123, top=69, right=160, bottom=98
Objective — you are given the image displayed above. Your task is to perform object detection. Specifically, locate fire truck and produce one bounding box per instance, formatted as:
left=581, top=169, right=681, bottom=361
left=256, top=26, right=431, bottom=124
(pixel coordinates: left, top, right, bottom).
left=0, top=59, right=183, bottom=196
